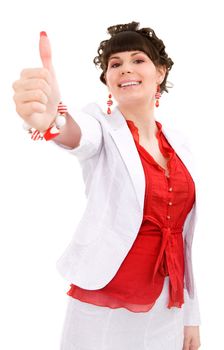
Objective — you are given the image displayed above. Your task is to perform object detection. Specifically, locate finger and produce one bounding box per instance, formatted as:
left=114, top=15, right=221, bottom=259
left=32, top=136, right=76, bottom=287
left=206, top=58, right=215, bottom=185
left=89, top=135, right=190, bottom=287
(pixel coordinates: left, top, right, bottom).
left=183, top=337, right=190, bottom=350
left=20, top=68, right=51, bottom=85
left=189, top=341, right=200, bottom=350
left=39, top=31, right=53, bottom=72
left=16, top=101, right=46, bottom=118
left=14, top=90, right=48, bottom=105
left=13, top=78, right=51, bottom=97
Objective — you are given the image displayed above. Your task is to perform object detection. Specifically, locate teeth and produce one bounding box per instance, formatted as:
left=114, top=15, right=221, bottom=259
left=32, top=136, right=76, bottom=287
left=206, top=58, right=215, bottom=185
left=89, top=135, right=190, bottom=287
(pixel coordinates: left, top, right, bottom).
left=120, top=81, right=141, bottom=87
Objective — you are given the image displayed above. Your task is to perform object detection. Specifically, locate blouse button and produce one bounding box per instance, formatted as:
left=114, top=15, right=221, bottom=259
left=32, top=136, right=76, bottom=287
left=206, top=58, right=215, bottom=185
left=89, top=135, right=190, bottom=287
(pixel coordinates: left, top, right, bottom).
left=168, top=187, right=173, bottom=192
left=167, top=215, right=171, bottom=220
left=168, top=202, right=173, bottom=206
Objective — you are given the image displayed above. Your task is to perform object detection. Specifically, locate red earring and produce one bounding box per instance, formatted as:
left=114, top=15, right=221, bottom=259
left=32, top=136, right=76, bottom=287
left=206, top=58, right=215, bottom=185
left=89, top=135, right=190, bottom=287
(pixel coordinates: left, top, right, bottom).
left=107, top=93, right=113, bottom=115
left=155, top=85, right=161, bottom=107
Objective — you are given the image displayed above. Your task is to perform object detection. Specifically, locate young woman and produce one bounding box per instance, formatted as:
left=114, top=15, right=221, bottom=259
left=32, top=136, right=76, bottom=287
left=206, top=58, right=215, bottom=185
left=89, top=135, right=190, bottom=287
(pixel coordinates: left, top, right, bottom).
left=12, top=21, right=201, bottom=350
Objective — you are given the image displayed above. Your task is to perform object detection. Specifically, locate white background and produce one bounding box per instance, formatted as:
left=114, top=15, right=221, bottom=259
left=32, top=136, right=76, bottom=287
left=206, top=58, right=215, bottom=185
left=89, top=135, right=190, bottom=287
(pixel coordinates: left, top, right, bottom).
left=0, top=0, right=223, bottom=348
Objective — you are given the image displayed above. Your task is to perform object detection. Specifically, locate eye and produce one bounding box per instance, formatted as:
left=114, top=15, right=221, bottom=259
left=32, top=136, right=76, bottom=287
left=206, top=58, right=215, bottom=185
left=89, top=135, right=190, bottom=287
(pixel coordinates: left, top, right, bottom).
left=109, top=59, right=144, bottom=68
left=134, top=59, right=144, bottom=64
left=110, top=63, right=120, bottom=68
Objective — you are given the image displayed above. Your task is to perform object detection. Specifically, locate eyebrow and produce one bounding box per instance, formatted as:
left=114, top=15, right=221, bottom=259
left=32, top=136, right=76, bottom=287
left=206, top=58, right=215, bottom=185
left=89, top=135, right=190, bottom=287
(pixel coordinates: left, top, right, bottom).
left=108, top=51, right=145, bottom=61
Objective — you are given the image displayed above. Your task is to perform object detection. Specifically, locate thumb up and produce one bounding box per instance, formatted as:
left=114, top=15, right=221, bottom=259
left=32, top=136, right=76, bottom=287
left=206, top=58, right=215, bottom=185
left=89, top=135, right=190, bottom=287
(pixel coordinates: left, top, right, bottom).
left=39, top=31, right=53, bottom=71
left=12, top=31, right=61, bottom=132
left=39, top=31, right=58, bottom=78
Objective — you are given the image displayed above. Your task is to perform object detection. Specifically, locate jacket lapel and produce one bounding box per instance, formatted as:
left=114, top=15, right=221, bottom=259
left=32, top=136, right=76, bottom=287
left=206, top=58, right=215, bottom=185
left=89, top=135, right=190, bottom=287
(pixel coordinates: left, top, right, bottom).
left=107, top=106, right=146, bottom=212
left=162, top=127, right=196, bottom=182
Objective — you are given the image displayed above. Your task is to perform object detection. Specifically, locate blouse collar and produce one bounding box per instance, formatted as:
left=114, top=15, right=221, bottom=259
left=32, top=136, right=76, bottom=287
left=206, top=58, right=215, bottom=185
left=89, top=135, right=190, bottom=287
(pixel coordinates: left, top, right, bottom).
left=126, top=119, right=163, bottom=143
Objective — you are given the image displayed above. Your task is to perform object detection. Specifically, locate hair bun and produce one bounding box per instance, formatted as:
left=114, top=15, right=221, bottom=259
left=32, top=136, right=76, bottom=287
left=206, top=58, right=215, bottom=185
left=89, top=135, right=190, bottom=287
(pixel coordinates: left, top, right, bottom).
left=107, top=21, right=140, bottom=36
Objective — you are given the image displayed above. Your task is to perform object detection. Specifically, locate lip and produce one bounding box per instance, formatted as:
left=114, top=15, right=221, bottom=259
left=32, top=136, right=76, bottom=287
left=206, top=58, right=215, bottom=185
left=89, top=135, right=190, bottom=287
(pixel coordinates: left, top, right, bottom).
left=118, top=80, right=142, bottom=87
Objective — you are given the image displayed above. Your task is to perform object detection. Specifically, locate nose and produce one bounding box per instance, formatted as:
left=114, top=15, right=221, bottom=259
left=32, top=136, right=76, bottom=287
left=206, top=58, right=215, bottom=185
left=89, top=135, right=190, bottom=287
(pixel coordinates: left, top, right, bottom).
left=121, top=62, right=133, bottom=75
left=121, top=70, right=131, bottom=75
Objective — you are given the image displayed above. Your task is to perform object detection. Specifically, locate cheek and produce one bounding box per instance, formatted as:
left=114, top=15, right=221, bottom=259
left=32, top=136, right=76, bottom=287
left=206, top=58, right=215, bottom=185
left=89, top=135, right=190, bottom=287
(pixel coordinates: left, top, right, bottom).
left=106, top=74, right=118, bottom=90
left=142, top=66, right=155, bottom=76
left=106, top=69, right=115, bottom=81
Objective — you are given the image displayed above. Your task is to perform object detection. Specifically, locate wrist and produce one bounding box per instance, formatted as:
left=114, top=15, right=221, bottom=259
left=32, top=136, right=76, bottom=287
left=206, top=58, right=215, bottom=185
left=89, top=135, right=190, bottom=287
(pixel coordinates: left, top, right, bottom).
left=23, top=102, right=68, bottom=141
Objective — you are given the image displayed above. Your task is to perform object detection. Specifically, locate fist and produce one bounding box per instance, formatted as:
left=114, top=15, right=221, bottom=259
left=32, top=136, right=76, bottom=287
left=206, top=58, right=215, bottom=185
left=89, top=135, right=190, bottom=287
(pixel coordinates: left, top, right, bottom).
left=12, top=32, right=61, bottom=132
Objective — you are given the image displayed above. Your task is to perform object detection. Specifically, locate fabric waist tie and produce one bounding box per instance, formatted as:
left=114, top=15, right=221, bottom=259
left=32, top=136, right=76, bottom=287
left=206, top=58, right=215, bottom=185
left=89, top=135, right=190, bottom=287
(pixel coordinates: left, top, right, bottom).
left=143, top=215, right=183, bottom=308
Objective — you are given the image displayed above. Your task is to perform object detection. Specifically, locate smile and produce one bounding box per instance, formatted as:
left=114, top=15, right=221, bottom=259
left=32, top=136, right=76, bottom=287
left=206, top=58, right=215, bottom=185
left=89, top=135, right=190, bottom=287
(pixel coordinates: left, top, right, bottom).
left=118, top=81, right=142, bottom=88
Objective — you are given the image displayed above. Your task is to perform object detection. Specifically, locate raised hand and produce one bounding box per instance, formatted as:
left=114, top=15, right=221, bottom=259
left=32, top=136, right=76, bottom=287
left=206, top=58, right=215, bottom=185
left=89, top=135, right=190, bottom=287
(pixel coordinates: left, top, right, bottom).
left=13, top=32, right=61, bottom=132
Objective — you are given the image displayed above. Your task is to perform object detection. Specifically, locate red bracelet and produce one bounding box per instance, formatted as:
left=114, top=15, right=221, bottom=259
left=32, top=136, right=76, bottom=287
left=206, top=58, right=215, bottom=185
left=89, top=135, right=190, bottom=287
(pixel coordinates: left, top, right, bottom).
left=23, top=102, right=68, bottom=141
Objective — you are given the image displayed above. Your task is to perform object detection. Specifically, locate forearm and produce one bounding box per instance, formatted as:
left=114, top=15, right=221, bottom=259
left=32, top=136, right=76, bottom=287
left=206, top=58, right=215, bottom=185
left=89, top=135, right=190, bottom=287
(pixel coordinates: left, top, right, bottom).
left=53, top=112, right=81, bottom=149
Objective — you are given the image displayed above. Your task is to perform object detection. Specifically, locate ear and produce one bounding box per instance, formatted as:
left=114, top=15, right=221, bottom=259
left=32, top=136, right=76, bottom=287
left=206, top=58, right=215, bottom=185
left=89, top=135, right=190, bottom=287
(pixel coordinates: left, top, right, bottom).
left=156, top=65, right=167, bottom=84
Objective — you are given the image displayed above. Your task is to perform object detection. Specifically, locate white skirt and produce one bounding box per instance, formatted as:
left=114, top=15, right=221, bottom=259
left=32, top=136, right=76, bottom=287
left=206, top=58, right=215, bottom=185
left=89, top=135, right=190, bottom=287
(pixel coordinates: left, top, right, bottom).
left=60, top=276, right=185, bottom=350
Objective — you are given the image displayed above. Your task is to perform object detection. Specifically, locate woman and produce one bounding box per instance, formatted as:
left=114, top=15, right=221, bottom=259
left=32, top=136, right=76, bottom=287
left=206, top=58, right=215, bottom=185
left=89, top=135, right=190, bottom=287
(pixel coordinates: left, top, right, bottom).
left=12, top=21, right=201, bottom=349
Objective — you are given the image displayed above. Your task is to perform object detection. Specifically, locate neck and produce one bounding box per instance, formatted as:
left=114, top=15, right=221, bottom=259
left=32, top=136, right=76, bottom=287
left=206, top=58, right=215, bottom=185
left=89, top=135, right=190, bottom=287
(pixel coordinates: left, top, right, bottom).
left=118, top=101, right=158, bottom=140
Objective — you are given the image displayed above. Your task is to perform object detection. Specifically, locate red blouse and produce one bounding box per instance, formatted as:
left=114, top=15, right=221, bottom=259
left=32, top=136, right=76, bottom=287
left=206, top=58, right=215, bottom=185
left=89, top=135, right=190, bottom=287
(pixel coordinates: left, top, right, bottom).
left=67, top=120, right=195, bottom=312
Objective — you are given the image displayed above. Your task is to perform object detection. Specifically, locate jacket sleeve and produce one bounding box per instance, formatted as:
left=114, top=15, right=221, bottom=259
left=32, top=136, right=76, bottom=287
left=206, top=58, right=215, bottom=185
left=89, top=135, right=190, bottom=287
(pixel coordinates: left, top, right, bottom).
left=179, top=131, right=202, bottom=326
left=52, top=109, right=103, bottom=162
left=184, top=276, right=202, bottom=326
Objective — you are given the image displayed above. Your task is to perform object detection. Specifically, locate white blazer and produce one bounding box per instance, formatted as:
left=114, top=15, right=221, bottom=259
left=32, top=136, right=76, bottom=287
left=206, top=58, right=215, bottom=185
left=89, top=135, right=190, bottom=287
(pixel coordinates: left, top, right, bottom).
left=53, top=102, right=201, bottom=325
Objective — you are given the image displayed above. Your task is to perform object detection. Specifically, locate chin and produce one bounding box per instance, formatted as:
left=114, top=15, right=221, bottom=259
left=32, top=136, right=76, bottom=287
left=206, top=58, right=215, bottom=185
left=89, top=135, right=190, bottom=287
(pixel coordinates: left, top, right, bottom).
left=118, top=95, right=148, bottom=106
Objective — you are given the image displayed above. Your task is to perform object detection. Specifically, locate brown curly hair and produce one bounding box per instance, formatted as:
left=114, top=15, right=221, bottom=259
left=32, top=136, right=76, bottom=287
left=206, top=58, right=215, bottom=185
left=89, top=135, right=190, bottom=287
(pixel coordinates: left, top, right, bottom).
left=93, top=21, right=174, bottom=94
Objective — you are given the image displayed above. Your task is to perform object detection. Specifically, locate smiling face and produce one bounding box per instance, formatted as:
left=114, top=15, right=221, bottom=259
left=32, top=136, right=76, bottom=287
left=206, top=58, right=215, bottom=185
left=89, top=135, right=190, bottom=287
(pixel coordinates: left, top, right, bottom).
left=104, top=50, right=166, bottom=108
